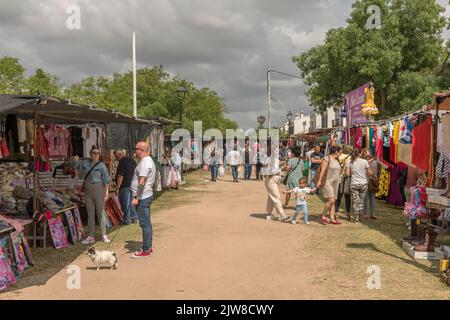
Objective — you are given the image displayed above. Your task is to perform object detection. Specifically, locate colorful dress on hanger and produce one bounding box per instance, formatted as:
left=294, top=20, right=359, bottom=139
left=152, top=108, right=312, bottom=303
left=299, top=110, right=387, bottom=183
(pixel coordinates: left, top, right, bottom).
left=412, top=116, right=432, bottom=172
left=375, top=167, right=390, bottom=198
left=397, top=117, right=413, bottom=167
left=386, top=165, right=406, bottom=206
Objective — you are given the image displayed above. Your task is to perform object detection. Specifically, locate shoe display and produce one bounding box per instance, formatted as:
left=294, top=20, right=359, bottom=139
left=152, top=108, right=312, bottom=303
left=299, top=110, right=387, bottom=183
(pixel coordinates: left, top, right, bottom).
left=414, top=228, right=438, bottom=252
left=409, top=226, right=426, bottom=246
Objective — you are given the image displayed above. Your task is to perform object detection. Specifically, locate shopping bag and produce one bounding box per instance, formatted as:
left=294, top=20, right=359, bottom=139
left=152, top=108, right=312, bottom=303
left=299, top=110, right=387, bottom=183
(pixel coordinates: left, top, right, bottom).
left=218, top=165, right=225, bottom=178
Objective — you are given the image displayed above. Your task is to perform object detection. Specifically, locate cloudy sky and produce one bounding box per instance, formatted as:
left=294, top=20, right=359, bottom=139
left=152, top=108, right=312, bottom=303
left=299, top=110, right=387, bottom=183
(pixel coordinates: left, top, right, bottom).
left=1, top=0, right=449, bottom=129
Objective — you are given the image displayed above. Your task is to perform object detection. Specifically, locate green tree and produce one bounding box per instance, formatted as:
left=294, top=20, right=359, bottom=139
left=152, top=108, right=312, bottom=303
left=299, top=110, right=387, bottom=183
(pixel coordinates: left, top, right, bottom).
left=25, top=68, right=61, bottom=96
left=0, top=56, right=25, bottom=93
left=64, top=65, right=237, bottom=134
left=293, top=0, right=447, bottom=117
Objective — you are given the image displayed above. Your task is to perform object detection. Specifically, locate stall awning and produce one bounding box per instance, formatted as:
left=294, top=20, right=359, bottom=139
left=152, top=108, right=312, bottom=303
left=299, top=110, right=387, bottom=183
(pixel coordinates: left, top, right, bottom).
left=427, top=92, right=450, bottom=111
left=0, top=94, right=156, bottom=125
left=294, top=128, right=334, bottom=141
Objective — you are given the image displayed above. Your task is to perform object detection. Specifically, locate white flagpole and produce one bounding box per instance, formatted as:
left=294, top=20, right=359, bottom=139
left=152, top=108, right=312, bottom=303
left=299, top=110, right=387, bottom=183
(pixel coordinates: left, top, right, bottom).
left=132, top=32, right=137, bottom=117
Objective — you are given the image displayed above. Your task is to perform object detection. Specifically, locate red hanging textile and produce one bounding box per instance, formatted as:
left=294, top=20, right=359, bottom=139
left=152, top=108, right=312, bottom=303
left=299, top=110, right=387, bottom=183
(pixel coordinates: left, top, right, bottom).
left=412, top=116, right=432, bottom=172
left=375, top=135, right=383, bottom=163
left=355, top=127, right=363, bottom=149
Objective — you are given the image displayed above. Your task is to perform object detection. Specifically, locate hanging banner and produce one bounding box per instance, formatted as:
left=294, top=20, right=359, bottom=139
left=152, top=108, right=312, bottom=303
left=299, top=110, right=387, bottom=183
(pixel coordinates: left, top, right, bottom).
left=346, top=83, right=369, bottom=126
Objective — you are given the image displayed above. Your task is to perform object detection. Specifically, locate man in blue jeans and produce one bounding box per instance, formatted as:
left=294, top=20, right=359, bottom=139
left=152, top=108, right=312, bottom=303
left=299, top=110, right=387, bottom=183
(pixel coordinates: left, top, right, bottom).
left=205, top=136, right=221, bottom=182
left=243, top=143, right=252, bottom=180
left=131, top=141, right=156, bottom=258
left=114, top=150, right=138, bottom=224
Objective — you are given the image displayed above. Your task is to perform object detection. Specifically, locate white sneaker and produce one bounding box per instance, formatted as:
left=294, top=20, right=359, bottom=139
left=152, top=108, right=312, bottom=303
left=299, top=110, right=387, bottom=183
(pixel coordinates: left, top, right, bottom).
left=81, top=236, right=95, bottom=245
left=291, top=220, right=297, bottom=224
left=279, top=215, right=290, bottom=222
left=304, top=221, right=310, bottom=225
left=102, top=235, right=110, bottom=243
left=266, top=215, right=273, bottom=221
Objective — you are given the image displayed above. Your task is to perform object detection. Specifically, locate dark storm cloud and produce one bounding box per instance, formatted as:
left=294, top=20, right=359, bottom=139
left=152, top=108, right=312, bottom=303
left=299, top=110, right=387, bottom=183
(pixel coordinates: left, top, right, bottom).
left=0, top=0, right=360, bottom=128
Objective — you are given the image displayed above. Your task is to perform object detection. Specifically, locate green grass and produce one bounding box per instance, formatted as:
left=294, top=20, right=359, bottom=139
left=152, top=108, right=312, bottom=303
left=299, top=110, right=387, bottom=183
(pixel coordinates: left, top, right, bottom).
left=300, top=194, right=450, bottom=299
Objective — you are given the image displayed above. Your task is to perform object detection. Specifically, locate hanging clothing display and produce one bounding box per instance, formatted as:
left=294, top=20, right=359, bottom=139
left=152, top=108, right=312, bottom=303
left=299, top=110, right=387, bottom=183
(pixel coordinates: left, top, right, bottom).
left=397, top=118, right=413, bottom=167
left=45, top=126, right=69, bottom=158
left=436, top=152, right=450, bottom=190
left=441, top=113, right=450, bottom=158
left=369, top=127, right=376, bottom=156
left=83, top=127, right=98, bottom=157
left=392, top=121, right=400, bottom=163
left=17, top=119, right=26, bottom=143
left=412, top=116, right=432, bottom=172
left=69, top=126, right=84, bottom=157
left=355, top=127, right=363, bottom=149
left=387, top=165, right=406, bottom=206
left=5, top=114, right=19, bottom=154
left=375, top=167, right=390, bottom=198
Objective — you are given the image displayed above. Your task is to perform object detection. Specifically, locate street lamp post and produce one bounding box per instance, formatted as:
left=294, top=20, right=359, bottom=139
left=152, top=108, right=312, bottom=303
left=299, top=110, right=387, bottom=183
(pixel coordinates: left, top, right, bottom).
left=176, top=84, right=187, bottom=128
left=287, top=110, right=294, bottom=136
left=257, top=115, right=266, bottom=129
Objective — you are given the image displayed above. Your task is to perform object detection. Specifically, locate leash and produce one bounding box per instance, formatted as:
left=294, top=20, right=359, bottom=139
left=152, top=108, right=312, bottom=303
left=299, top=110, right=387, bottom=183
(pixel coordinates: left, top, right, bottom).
left=105, top=225, right=122, bottom=250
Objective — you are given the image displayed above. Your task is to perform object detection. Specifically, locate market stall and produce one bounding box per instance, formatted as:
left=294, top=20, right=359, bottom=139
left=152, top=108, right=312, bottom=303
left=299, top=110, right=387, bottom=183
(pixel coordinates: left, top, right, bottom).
left=333, top=91, right=450, bottom=264
left=0, top=94, right=166, bottom=291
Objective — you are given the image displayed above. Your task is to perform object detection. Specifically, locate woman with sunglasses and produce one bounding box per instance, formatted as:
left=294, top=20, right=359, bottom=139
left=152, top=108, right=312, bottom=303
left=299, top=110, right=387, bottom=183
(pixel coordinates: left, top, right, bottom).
left=79, top=147, right=111, bottom=244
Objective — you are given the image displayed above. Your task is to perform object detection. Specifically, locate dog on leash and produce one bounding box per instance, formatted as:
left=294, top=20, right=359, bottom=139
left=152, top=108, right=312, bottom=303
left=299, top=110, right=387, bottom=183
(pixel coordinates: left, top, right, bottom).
left=87, top=246, right=118, bottom=270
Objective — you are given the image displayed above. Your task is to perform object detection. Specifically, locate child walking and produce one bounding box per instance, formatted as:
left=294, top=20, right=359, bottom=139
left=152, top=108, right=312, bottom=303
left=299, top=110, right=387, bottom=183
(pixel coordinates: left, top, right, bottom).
left=283, top=178, right=316, bottom=225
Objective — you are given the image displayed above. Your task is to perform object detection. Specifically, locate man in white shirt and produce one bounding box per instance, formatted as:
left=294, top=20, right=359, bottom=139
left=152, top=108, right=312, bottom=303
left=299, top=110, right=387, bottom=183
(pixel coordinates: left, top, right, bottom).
left=131, top=141, right=156, bottom=258
left=227, top=145, right=241, bottom=182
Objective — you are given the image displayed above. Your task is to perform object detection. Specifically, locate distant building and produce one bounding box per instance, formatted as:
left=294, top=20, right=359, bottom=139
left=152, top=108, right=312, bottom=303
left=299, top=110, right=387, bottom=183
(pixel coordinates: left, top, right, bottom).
left=283, top=106, right=346, bottom=136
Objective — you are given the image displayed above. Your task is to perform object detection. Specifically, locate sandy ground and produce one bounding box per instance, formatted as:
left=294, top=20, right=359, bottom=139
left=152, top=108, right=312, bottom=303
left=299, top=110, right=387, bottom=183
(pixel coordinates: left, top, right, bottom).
left=2, top=171, right=450, bottom=300
left=1, top=173, right=327, bottom=300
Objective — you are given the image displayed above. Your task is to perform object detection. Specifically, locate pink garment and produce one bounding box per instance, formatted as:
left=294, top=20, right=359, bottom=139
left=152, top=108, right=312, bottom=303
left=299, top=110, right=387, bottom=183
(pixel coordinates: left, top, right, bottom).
left=355, top=128, right=363, bottom=149
left=403, top=186, right=428, bottom=218
left=45, top=126, right=69, bottom=158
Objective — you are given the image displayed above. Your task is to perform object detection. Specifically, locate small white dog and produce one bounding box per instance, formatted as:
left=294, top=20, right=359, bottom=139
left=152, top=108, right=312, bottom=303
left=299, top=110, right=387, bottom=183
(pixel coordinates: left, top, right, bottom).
left=87, top=246, right=118, bottom=270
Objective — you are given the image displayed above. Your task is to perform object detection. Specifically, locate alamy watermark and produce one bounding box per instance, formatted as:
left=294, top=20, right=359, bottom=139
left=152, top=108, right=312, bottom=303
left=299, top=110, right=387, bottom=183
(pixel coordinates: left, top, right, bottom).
left=365, top=5, right=381, bottom=30
left=66, top=4, right=81, bottom=30
left=66, top=265, right=81, bottom=290
left=366, top=265, right=381, bottom=289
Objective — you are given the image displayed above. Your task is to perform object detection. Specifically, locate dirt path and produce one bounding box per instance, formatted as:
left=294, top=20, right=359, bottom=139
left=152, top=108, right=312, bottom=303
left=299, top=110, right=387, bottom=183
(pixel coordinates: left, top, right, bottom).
left=2, top=173, right=326, bottom=300
left=2, top=171, right=450, bottom=300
